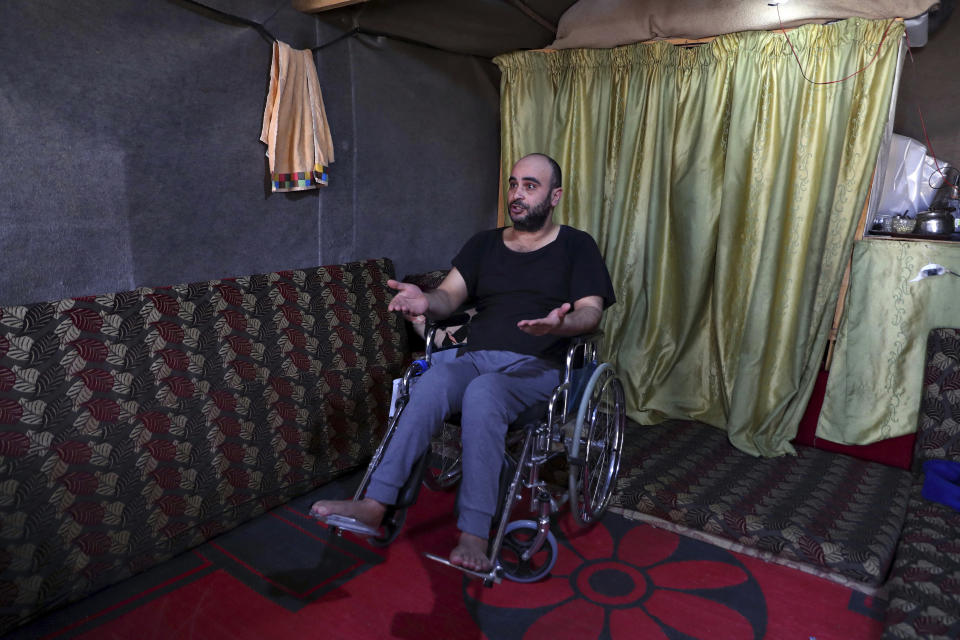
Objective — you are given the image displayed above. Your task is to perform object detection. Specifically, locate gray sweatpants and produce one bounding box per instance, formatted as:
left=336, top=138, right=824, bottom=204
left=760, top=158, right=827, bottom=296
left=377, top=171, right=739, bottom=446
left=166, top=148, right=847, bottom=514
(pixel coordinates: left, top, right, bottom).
left=365, top=349, right=561, bottom=538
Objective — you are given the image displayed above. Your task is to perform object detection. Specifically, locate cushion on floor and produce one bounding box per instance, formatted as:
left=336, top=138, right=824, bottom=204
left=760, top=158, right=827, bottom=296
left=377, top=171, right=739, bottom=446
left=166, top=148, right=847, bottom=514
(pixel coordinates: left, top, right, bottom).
left=612, top=419, right=912, bottom=586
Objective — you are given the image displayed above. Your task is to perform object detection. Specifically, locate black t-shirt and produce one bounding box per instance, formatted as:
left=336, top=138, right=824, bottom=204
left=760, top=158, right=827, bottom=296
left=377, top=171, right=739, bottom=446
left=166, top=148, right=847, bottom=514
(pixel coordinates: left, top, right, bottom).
left=452, top=225, right=616, bottom=360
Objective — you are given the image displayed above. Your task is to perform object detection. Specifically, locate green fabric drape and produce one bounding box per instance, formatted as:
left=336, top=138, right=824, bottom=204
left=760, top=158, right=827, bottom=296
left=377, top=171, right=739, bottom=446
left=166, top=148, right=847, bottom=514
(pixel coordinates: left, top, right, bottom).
left=495, top=18, right=903, bottom=456
left=819, top=238, right=960, bottom=444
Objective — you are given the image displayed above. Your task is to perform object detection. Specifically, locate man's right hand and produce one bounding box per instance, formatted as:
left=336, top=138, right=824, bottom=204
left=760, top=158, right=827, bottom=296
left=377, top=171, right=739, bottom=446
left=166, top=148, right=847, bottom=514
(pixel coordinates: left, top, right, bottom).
left=387, top=280, right=429, bottom=321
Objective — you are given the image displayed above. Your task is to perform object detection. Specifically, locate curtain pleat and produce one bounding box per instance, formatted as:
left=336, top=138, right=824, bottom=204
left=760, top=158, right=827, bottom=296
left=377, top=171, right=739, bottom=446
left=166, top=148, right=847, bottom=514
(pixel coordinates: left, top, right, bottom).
left=495, top=18, right=902, bottom=456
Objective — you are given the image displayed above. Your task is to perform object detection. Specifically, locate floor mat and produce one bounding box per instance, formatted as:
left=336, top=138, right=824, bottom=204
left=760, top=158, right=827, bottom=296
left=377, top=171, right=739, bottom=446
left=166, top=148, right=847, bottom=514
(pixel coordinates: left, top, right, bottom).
left=9, top=473, right=886, bottom=640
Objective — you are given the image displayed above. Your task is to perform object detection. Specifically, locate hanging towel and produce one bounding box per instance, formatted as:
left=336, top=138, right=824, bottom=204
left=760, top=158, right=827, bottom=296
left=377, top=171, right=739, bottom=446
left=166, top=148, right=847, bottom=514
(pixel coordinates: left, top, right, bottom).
left=260, top=41, right=334, bottom=192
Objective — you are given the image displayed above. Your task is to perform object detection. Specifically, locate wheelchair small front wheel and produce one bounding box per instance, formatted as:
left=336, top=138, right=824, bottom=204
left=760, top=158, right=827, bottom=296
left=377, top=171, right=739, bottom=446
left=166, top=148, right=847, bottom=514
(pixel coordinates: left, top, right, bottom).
left=498, top=520, right=559, bottom=583
left=568, top=363, right=626, bottom=526
left=368, top=507, right=407, bottom=547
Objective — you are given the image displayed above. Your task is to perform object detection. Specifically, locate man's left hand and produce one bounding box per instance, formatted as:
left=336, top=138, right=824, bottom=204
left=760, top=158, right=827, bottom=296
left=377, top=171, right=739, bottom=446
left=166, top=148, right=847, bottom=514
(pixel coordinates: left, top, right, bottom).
left=517, top=303, right=571, bottom=336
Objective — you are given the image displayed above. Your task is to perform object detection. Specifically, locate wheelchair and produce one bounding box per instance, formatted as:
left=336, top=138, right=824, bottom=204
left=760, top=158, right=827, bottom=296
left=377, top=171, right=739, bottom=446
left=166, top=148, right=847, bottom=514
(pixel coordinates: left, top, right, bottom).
left=320, top=314, right=626, bottom=585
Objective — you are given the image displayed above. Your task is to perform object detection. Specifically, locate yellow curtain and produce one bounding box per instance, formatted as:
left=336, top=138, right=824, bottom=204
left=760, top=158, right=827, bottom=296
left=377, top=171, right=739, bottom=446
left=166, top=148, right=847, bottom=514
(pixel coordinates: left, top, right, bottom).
left=495, top=18, right=903, bottom=456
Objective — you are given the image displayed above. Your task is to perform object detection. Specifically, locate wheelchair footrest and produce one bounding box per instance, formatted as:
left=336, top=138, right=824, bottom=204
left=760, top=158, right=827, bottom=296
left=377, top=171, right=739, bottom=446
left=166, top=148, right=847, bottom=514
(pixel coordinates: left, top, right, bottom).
left=315, top=513, right=382, bottom=538
left=423, top=552, right=502, bottom=585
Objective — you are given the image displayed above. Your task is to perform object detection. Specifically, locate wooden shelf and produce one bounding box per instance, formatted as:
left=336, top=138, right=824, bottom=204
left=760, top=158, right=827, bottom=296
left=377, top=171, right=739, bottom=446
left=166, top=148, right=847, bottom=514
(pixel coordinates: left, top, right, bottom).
left=292, top=0, right=368, bottom=13
left=865, top=232, right=960, bottom=243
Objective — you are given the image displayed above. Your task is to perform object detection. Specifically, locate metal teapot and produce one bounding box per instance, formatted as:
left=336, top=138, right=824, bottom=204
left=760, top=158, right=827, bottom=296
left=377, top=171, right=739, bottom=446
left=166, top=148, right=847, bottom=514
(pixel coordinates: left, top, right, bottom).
left=915, top=209, right=955, bottom=236
left=923, top=167, right=960, bottom=236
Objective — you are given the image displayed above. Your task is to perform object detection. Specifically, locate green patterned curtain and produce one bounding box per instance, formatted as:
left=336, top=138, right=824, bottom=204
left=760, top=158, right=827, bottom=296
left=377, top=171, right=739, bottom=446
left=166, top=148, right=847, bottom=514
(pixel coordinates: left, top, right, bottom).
left=495, top=18, right=902, bottom=456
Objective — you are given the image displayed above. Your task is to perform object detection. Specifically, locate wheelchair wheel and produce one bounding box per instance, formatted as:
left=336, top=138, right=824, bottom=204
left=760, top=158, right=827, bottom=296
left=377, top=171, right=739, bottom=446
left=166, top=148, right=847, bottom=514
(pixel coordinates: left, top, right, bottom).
left=498, top=520, right=559, bottom=583
left=422, top=420, right=462, bottom=491
left=568, top=363, right=625, bottom=526
left=369, top=507, right=407, bottom=547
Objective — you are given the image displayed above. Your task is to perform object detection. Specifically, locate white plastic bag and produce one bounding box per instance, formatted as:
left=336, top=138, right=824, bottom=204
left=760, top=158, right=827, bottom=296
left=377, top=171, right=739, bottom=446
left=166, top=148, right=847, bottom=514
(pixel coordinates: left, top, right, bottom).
left=876, top=133, right=949, bottom=216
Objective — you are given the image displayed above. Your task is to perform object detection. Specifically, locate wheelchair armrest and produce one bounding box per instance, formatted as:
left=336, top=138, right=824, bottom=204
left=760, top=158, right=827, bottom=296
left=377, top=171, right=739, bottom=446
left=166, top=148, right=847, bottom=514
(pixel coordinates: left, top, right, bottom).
left=564, top=331, right=603, bottom=370
left=426, top=312, right=472, bottom=330
left=555, top=332, right=605, bottom=422
left=423, top=310, right=474, bottom=361
left=568, top=331, right=604, bottom=348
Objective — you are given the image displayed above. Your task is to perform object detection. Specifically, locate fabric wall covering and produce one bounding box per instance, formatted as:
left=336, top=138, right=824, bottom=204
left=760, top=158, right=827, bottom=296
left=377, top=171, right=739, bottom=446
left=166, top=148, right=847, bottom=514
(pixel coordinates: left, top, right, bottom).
left=495, top=18, right=904, bottom=457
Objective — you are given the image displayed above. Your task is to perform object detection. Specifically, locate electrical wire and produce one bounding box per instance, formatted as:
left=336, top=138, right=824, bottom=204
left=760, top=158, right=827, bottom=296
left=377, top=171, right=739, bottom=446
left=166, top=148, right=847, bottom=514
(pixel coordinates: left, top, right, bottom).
left=171, top=0, right=358, bottom=50
left=173, top=0, right=277, bottom=43
left=898, top=27, right=954, bottom=186
left=772, top=8, right=955, bottom=220
left=775, top=5, right=898, bottom=85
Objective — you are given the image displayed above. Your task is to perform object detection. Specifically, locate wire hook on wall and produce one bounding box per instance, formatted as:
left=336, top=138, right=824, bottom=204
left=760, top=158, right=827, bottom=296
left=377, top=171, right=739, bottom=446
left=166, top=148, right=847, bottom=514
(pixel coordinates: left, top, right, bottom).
left=172, top=0, right=361, bottom=50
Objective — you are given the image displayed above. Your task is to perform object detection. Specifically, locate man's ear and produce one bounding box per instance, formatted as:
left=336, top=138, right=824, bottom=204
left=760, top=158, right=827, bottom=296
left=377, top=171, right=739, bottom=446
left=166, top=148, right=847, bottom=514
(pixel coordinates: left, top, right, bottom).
left=550, top=187, right=563, bottom=207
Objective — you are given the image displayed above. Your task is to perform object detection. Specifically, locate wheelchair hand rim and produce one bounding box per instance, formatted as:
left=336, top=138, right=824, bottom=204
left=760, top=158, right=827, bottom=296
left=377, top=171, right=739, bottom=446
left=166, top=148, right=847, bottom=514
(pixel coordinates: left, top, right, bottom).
left=568, top=363, right=624, bottom=525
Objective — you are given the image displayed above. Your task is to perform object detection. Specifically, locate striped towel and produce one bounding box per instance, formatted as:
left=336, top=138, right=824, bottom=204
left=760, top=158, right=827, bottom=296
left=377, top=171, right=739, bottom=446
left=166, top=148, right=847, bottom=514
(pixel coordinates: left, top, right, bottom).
left=260, top=41, right=334, bottom=192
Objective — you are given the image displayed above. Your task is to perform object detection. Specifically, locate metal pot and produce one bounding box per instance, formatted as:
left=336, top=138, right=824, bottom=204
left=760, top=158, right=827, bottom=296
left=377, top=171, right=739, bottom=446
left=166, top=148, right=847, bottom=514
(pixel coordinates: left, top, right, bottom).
left=915, top=210, right=955, bottom=236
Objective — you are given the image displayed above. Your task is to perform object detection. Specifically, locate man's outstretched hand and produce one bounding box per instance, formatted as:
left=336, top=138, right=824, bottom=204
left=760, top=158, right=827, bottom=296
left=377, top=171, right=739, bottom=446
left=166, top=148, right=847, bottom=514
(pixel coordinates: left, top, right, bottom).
left=517, top=303, right=571, bottom=336
left=387, top=279, right=428, bottom=322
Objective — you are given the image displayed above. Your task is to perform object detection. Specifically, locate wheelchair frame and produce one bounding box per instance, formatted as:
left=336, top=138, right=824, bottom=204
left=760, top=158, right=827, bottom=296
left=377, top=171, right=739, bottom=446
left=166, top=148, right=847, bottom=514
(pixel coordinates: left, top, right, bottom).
left=332, top=320, right=626, bottom=586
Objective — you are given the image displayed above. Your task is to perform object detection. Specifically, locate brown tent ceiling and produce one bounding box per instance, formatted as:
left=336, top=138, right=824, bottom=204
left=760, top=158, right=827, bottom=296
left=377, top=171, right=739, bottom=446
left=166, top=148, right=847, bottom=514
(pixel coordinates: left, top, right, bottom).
left=313, top=0, right=580, bottom=58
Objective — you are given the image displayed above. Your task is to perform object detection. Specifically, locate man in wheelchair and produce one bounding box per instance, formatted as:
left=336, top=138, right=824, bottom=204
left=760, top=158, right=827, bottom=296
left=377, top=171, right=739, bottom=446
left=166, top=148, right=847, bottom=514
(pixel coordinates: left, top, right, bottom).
left=310, top=153, right=616, bottom=574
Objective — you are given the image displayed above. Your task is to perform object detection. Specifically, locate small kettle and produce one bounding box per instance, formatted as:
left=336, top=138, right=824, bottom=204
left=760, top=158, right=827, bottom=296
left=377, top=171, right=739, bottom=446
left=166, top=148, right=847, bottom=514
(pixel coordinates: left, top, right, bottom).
left=927, top=167, right=960, bottom=235
left=915, top=210, right=955, bottom=236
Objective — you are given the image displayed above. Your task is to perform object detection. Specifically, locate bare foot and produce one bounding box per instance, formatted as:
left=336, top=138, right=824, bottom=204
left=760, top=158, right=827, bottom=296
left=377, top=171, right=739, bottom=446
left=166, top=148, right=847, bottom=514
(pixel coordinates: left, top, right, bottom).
left=450, top=532, right=492, bottom=572
left=309, top=497, right=386, bottom=528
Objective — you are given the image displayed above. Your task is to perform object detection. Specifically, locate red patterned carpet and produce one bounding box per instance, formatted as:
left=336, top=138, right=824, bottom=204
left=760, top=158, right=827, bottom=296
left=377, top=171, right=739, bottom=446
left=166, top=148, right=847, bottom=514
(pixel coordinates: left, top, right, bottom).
left=9, top=474, right=885, bottom=640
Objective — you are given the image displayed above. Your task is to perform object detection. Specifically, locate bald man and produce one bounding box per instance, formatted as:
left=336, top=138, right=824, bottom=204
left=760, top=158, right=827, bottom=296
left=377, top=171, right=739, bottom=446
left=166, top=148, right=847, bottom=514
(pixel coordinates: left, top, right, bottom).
left=311, top=154, right=616, bottom=572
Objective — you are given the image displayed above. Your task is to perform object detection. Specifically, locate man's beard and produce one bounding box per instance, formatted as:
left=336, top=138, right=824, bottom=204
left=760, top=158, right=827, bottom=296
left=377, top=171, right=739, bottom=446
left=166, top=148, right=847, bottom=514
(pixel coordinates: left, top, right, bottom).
left=510, top=195, right=552, bottom=232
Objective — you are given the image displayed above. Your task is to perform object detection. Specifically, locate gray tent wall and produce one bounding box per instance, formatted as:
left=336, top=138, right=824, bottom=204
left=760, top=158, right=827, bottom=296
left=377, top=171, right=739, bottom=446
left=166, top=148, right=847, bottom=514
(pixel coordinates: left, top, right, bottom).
left=317, top=32, right=501, bottom=271
left=0, top=0, right=499, bottom=307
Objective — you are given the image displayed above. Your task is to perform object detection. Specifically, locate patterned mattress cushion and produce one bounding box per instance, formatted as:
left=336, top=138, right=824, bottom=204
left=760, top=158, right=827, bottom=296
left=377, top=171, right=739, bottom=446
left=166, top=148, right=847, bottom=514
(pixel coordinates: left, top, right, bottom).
left=613, top=419, right=912, bottom=586
left=0, top=258, right=406, bottom=634
left=883, top=479, right=960, bottom=640
left=402, top=269, right=447, bottom=292
left=912, top=329, right=960, bottom=472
